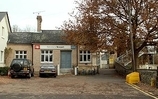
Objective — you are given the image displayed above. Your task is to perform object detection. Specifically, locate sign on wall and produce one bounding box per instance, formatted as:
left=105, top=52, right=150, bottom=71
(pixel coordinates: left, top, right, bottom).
left=35, top=45, right=40, bottom=49
left=40, top=45, right=72, bottom=50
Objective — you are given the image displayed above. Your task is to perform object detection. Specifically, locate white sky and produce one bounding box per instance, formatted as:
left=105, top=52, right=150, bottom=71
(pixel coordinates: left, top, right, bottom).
left=1, top=0, right=76, bottom=30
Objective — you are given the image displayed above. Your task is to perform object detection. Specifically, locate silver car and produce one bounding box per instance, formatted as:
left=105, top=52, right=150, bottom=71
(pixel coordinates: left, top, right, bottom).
left=39, top=65, right=57, bottom=77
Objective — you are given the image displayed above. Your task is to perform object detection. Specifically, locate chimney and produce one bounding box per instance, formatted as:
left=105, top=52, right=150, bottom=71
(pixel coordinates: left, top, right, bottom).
left=36, top=15, right=42, bottom=32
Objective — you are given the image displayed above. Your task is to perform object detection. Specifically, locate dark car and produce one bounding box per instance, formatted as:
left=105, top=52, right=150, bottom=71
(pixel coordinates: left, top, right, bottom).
left=10, top=59, right=34, bottom=78
left=39, top=65, right=57, bottom=77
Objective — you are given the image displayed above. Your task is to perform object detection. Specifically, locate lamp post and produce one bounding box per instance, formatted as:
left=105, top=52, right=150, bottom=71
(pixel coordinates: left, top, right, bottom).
left=128, top=0, right=136, bottom=71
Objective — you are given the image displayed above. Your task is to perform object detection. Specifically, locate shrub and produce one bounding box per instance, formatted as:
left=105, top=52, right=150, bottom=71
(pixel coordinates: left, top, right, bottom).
left=0, top=67, right=10, bottom=76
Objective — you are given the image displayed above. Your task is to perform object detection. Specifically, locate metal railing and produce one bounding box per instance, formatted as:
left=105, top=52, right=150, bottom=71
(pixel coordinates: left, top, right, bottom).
left=115, top=50, right=145, bottom=76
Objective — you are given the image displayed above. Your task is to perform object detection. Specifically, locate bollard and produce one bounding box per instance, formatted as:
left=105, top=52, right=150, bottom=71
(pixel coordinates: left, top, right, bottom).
left=156, top=66, right=158, bottom=88
left=151, top=78, right=156, bottom=87
left=74, top=67, right=78, bottom=76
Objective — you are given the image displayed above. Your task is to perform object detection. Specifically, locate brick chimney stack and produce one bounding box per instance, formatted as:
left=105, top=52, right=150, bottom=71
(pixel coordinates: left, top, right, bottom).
left=37, top=15, right=42, bottom=32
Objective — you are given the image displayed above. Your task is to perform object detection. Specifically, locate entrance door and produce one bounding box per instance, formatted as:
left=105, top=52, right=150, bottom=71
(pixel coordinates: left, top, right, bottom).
left=60, top=51, right=72, bottom=68
left=100, top=53, right=109, bottom=69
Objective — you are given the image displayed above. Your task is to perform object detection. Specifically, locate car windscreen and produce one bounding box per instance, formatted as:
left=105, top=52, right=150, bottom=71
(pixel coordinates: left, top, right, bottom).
left=11, top=60, right=24, bottom=65
left=41, top=65, right=55, bottom=68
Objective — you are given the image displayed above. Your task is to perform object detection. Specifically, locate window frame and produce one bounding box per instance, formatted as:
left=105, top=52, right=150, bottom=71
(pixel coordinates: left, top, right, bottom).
left=15, top=50, right=27, bottom=59
left=0, top=51, right=3, bottom=62
left=79, top=50, right=91, bottom=63
left=1, top=26, right=4, bottom=38
left=40, top=50, right=53, bottom=63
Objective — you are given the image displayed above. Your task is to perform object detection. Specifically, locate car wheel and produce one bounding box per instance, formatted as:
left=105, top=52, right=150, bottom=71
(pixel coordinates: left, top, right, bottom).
left=11, top=75, right=15, bottom=78
left=31, top=71, right=34, bottom=77
left=28, top=72, right=31, bottom=78
left=31, top=73, right=34, bottom=77
left=54, top=74, right=57, bottom=78
left=39, top=73, right=42, bottom=77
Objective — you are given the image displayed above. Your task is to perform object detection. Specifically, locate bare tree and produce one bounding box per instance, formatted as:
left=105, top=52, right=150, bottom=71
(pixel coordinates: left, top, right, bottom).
left=61, top=0, right=158, bottom=71
left=12, top=25, right=22, bottom=32
left=12, top=25, right=36, bottom=32
left=23, top=25, right=36, bottom=32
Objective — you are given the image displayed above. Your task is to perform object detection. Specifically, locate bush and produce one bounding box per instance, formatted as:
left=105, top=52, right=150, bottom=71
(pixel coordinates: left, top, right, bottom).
left=0, top=67, right=10, bottom=76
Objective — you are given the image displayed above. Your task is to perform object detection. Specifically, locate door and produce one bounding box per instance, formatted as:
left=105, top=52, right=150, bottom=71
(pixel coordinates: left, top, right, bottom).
left=60, top=51, right=72, bottom=68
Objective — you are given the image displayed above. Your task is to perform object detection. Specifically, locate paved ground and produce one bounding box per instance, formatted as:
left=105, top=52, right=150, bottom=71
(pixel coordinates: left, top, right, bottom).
left=0, top=69, right=157, bottom=99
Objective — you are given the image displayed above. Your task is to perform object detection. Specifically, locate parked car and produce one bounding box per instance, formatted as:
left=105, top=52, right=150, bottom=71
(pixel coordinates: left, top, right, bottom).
left=10, top=58, right=34, bottom=78
left=39, top=65, right=57, bottom=77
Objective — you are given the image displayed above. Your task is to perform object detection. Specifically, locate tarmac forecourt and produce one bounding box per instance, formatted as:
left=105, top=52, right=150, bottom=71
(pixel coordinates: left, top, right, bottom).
left=126, top=82, right=158, bottom=99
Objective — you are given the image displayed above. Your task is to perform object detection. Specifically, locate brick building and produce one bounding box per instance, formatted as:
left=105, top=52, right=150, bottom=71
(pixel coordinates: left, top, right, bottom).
left=6, top=15, right=99, bottom=75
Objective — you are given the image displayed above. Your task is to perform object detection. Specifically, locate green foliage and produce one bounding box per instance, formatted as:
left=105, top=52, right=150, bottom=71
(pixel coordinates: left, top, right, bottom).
left=4, top=47, right=12, bottom=64
left=0, top=67, right=10, bottom=76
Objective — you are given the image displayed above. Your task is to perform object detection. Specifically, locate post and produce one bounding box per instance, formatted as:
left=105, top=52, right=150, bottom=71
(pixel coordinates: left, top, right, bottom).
left=57, top=64, right=60, bottom=75
left=128, top=0, right=136, bottom=71
left=75, top=66, right=78, bottom=75
left=156, top=66, right=158, bottom=88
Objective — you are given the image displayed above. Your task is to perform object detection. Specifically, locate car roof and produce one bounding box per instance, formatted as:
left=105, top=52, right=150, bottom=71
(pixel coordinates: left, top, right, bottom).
left=13, top=58, right=27, bottom=60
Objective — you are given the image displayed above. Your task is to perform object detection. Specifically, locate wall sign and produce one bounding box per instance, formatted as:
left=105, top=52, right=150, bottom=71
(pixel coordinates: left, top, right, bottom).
left=40, top=45, right=72, bottom=50
left=35, top=45, right=40, bottom=49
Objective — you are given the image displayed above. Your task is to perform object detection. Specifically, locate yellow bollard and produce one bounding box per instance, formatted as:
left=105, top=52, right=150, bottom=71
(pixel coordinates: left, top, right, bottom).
left=126, top=72, right=140, bottom=84
left=151, top=78, right=156, bottom=87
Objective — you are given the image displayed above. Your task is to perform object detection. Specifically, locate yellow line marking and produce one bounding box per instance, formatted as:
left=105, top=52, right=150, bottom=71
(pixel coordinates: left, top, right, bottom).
left=125, top=82, right=158, bottom=99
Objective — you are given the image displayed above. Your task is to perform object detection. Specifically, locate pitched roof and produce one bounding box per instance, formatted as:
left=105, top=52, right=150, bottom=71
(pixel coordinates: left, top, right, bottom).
left=9, top=32, right=32, bottom=44
left=0, top=12, right=12, bottom=33
left=0, top=12, right=6, bottom=21
left=8, top=30, right=66, bottom=44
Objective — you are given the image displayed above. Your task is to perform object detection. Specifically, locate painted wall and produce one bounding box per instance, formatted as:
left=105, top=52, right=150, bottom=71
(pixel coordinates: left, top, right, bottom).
left=0, top=15, right=10, bottom=67
left=31, top=44, right=77, bottom=72
left=6, top=44, right=32, bottom=66
left=7, top=43, right=100, bottom=74
left=77, top=47, right=99, bottom=72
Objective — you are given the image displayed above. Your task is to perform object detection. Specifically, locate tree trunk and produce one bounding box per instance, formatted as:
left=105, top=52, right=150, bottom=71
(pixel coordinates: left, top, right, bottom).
left=134, top=53, right=138, bottom=71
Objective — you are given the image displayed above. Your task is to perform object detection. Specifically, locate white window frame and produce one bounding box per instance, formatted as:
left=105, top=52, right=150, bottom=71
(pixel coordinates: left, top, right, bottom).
left=15, top=51, right=27, bottom=59
left=0, top=51, right=3, bottom=62
left=41, top=50, right=53, bottom=63
left=1, top=27, right=4, bottom=38
left=79, top=50, right=91, bottom=63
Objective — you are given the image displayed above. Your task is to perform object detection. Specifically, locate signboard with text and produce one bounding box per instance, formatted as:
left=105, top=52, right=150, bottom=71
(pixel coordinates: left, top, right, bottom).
left=40, top=45, right=72, bottom=50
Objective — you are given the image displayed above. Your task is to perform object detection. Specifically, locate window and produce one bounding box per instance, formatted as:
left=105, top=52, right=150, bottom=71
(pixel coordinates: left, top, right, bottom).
left=41, top=50, right=53, bottom=63
left=15, top=51, right=27, bottom=59
left=2, top=27, right=4, bottom=37
left=0, top=51, right=3, bottom=62
left=79, top=51, right=91, bottom=63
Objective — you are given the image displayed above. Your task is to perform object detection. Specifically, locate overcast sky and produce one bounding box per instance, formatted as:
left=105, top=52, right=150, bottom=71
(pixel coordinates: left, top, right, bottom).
left=1, top=0, right=76, bottom=30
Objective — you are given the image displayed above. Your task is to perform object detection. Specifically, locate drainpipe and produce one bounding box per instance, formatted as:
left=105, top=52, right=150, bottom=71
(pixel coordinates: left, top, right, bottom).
left=31, top=44, right=34, bottom=65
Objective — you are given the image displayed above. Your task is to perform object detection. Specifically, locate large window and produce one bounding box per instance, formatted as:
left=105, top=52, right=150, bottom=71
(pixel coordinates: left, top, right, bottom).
left=79, top=51, right=91, bottom=63
left=15, top=51, right=27, bottom=59
left=41, top=50, right=53, bottom=63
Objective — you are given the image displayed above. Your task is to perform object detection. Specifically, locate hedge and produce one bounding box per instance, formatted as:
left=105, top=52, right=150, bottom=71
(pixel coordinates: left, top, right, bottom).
left=0, top=67, right=10, bottom=76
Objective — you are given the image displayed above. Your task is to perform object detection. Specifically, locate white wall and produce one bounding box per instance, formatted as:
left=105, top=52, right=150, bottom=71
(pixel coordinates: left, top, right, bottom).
left=0, top=15, right=9, bottom=67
